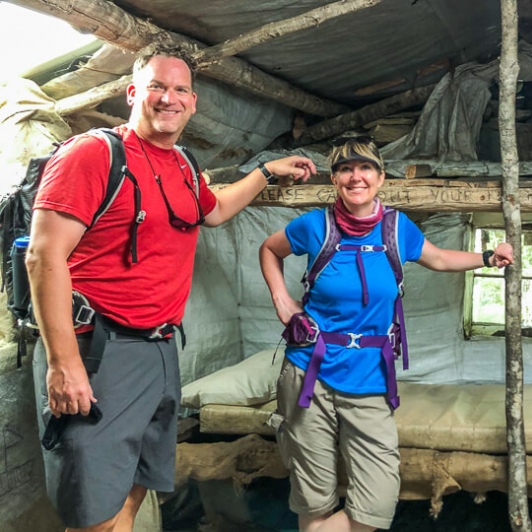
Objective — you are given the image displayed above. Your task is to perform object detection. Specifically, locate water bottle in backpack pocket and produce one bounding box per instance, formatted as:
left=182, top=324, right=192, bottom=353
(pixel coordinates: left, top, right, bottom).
left=10, top=235, right=31, bottom=321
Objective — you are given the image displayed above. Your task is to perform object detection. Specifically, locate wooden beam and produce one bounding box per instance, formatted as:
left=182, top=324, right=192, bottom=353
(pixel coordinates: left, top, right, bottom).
left=385, top=160, right=532, bottom=178
left=55, top=75, right=131, bottom=116
left=174, top=434, right=532, bottom=507
left=296, top=84, right=436, bottom=145
left=208, top=180, right=532, bottom=212
left=7, top=0, right=347, bottom=117
left=194, top=0, right=381, bottom=68
left=353, top=78, right=407, bottom=98
left=41, top=43, right=136, bottom=100
left=204, top=162, right=532, bottom=186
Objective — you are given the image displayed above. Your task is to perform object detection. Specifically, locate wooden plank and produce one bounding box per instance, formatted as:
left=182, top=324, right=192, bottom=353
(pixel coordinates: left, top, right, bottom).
left=209, top=181, right=532, bottom=212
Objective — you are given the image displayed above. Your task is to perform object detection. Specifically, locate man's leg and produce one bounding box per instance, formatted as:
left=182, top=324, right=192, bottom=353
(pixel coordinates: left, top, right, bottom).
left=66, top=484, right=147, bottom=532
left=32, top=336, right=170, bottom=530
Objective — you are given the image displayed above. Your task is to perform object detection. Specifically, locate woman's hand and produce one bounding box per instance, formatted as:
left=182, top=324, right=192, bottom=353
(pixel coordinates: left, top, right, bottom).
left=492, top=243, right=514, bottom=268
left=274, top=297, right=304, bottom=326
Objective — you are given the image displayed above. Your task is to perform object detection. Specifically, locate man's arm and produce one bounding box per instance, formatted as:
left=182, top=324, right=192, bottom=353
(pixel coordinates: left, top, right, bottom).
left=204, top=155, right=316, bottom=227
left=26, top=209, right=96, bottom=417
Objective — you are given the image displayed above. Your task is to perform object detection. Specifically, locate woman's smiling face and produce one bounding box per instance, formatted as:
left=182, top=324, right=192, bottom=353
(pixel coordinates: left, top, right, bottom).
left=331, top=160, right=385, bottom=216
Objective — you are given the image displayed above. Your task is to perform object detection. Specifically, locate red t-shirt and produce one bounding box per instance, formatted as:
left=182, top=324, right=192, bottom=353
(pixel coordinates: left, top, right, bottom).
left=34, top=125, right=217, bottom=328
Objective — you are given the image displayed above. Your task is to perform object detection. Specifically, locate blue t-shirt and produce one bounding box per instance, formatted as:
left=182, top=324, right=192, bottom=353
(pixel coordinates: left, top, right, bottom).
left=285, top=208, right=425, bottom=395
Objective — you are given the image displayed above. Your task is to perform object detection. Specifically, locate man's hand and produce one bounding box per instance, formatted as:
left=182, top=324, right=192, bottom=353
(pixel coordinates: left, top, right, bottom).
left=47, top=358, right=96, bottom=417
left=263, top=156, right=316, bottom=182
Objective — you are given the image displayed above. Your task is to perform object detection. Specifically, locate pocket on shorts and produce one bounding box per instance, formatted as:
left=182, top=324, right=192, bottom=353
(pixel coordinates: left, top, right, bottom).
left=266, top=412, right=284, bottom=432
left=267, top=411, right=292, bottom=470
left=269, top=359, right=296, bottom=470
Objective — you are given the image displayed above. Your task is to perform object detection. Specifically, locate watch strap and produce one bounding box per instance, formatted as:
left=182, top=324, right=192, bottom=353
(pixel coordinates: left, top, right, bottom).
left=482, top=250, right=495, bottom=268
left=258, top=162, right=276, bottom=184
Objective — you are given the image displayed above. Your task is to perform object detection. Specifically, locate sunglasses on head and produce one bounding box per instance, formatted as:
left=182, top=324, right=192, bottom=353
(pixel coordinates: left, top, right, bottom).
left=332, top=135, right=375, bottom=147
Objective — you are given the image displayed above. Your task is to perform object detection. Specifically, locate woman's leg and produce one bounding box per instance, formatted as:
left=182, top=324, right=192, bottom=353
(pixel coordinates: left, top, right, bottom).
left=338, top=394, right=400, bottom=531
left=274, top=360, right=340, bottom=521
left=300, top=509, right=376, bottom=532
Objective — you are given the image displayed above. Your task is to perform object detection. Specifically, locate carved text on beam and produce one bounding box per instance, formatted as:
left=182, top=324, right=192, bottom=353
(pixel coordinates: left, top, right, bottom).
left=207, top=184, right=532, bottom=212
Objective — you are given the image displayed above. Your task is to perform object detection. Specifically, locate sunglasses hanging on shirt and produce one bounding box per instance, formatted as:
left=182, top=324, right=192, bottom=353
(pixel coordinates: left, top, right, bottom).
left=135, top=132, right=205, bottom=230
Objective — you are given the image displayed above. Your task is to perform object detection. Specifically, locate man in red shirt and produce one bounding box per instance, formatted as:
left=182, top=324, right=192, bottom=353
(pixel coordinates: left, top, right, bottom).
left=27, top=43, right=316, bottom=531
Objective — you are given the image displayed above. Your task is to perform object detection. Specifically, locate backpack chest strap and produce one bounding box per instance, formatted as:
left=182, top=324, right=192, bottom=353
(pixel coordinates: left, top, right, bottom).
left=337, top=244, right=386, bottom=306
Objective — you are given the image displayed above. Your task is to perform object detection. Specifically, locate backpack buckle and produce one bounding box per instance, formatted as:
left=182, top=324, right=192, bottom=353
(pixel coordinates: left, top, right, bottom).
left=387, top=323, right=401, bottom=356
left=72, top=291, right=95, bottom=328
left=398, top=281, right=405, bottom=298
left=388, top=330, right=396, bottom=349
left=136, top=210, right=146, bottom=223
left=74, top=305, right=95, bottom=327
left=347, top=333, right=362, bottom=349
left=305, top=320, right=320, bottom=344
left=148, top=323, right=175, bottom=339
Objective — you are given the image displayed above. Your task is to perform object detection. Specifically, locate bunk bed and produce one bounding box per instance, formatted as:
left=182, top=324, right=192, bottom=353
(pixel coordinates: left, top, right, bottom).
left=178, top=349, right=532, bottom=515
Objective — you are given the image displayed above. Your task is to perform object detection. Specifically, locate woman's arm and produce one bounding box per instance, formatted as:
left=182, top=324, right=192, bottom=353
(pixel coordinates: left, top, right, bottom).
left=259, top=230, right=302, bottom=325
left=417, top=239, right=514, bottom=272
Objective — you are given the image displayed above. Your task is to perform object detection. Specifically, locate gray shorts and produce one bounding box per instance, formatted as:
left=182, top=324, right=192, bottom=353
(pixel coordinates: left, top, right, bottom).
left=272, top=359, right=400, bottom=530
left=33, top=333, right=180, bottom=528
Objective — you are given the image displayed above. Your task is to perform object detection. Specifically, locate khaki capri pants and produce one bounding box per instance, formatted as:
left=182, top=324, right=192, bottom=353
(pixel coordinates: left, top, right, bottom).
left=269, top=359, right=400, bottom=530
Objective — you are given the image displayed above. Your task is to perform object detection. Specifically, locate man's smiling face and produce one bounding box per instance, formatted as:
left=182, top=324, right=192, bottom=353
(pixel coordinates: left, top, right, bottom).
left=127, top=55, right=197, bottom=147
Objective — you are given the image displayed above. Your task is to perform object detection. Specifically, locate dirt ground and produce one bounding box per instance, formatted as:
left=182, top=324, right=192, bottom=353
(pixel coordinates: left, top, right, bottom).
left=161, top=478, right=524, bottom=532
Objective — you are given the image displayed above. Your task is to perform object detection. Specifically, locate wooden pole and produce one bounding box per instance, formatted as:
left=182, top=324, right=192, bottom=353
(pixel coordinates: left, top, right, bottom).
left=499, top=0, right=531, bottom=529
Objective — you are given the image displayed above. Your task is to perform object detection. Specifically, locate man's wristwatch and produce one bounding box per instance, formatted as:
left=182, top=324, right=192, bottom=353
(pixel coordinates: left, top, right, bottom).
left=258, top=162, right=277, bottom=185
left=483, top=250, right=495, bottom=267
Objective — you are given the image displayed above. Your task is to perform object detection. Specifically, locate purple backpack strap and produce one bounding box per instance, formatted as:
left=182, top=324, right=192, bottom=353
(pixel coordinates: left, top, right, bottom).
left=381, top=207, right=403, bottom=292
left=301, top=206, right=341, bottom=305
left=381, top=207, right=409, bottom=370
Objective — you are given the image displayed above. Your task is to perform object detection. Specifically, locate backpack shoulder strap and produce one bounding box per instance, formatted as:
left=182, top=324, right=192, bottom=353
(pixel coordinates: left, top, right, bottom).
left=381, top=206, right=409, bottom=368
left=381, top=207, right=403, bottom=295
left=302, top=206, right=341, bottom=303
left=87, top=128, right=127, bottom=228
left=174, top=145, right=200, bottom=197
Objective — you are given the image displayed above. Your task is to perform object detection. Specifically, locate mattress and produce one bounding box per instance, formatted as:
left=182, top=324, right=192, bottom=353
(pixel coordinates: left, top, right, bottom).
left=198, top=381, right=532, bottom=454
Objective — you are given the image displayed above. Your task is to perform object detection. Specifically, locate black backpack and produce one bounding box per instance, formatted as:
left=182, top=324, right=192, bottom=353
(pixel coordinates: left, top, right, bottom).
left=0, top=127, right=200, bottom=366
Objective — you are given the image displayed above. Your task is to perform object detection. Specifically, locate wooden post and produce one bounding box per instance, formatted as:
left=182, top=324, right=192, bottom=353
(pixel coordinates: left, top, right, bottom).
left=499, top=0, right=531, bottom=530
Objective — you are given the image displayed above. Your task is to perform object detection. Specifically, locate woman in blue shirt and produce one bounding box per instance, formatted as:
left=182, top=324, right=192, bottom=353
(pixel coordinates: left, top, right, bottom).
left=259, top=136, right=513, bottom=532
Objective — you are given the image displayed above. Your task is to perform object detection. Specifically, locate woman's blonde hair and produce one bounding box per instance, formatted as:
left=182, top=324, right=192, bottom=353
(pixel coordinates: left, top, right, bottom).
left=328, top=135, right=384, bottom=172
